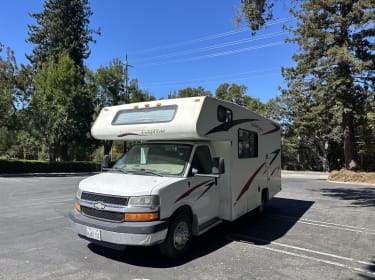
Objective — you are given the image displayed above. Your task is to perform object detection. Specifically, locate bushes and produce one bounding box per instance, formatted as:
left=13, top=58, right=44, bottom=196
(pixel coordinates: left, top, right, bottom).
left=0, top=159, right=101, bottom=174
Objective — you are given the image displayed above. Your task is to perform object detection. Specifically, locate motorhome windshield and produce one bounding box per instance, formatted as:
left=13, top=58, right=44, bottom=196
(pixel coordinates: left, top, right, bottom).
left=113, top=143, right=192, bottom=176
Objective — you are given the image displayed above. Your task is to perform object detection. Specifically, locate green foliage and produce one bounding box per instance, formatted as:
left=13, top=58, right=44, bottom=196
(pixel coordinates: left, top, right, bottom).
left=128, top=79, right=156, bottom=103
left=168, top=86, right=212, bottom=98
left=238, top=0, right=275, bottom=33
left=94, top=58, right=127, bottom=108
left=0, top=159, right=100, bottom=174
left=27, top=0, right=98, bottom=69
left=280, top=0, right=374, bottom=170
left=0, top=46, right=36, bottom=159
left=215, top=83, right=268, bottom=115
left=0, top=46, right=18, bottom=129
left=24, top=0, right=98, bottom=162
left=216, top=83, right=248, bottom=106
left=90, top=59, right=156, bottom=159
left=30, top=53, right=90, bottom=161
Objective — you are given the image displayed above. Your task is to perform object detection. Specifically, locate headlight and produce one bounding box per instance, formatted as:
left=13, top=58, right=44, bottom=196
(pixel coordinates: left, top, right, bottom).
left=75, top=188, right=82, bottom=199
left=128, top=195, right=159, bottom=207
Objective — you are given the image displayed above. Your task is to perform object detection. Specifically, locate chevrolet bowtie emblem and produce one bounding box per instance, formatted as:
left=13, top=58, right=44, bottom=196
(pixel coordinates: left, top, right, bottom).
left=93, top=202, right=105, bottom=210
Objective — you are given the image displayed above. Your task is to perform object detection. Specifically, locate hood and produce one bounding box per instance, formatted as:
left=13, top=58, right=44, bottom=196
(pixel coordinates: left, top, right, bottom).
left=79, top=172, right=182, bottom=197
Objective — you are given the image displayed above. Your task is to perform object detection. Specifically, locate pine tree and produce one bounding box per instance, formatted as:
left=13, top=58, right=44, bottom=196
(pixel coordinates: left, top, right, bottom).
left=27, top=0, right=97, bottom=69
left=27, top=0, right=98, bottom=160
left=241, top=0, right=374, bottom=170
left=282, top=0, right=374, bottom=170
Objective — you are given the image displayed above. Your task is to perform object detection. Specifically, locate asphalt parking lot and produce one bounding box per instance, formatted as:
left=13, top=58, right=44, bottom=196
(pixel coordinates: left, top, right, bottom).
left=0, top=173, right=374, bottom=280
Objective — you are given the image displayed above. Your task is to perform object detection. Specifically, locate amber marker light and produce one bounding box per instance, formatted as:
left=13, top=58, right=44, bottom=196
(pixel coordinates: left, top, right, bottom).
left=124, top=212, right=159, bottom=221
left=133, top=105, right=139, bottom=109
left=75, top=202, right=81, bottom=212
left=194, top=98, right=201, bottom=102
left=156, top=102, right=162, bottom=107
left=103, top=107, right=109, bottom=112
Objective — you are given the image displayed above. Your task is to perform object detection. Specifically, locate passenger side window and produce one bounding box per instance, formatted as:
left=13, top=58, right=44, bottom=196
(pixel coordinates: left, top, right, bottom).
left=238, top=129, right=258, bottom=158
left=189, top=146, right=213, bottom=176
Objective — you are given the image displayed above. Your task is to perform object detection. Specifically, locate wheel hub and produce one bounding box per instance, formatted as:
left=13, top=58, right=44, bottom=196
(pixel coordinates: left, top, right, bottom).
left=173, top=221, right=189, bottom=250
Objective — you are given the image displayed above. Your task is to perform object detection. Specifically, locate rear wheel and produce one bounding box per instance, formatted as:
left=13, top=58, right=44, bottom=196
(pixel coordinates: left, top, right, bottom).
left=160, top=212, right=192, bottom=258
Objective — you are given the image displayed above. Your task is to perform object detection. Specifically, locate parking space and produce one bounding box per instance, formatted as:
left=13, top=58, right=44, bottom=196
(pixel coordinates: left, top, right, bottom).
left=0, top=174, right=374, bottom=279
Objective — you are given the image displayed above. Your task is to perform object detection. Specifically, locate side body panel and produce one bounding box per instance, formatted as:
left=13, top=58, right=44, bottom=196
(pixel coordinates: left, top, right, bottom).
left=194, top=97, right=281, bottom=221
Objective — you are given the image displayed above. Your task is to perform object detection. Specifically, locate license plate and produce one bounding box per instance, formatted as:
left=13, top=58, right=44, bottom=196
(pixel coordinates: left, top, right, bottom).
left=86, top=226, right=101, bottom=241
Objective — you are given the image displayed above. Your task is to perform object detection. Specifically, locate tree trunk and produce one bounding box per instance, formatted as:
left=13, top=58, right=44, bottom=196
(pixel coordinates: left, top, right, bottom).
left=103, top=140, right=113, bottom=157
left=343, top=111, right=358, bottom=170
left=48, top=142, right=56, bottom=163
left=59, top=143, right=69, bottom=161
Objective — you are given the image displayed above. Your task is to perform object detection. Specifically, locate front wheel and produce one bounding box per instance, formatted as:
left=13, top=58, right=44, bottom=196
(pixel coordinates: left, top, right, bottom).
left=160, top=212, right=192, bottom=258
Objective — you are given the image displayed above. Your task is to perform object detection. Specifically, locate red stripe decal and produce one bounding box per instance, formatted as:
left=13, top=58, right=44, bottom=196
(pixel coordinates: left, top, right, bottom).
left=175, top=180, right=211, bottom=203
left=117, top=133, right=141, bottom=137
left=235, top=162, right=266, bottom=204
left=197, top=181, right=216, bottom=200
left=271, top=167, right=280, bottom=176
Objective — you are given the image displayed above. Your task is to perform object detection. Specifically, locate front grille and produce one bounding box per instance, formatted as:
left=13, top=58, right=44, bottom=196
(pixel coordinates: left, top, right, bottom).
left=81, top=192, right=128, bottom=206
left=81, top=206, right=124, bottom=222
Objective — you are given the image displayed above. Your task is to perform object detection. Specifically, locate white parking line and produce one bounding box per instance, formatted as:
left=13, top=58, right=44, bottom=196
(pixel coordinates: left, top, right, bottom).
left=270, top=214, right=375, bottom=235
left=244, top=242, right=375, bottom=276
left=300, top=217, right=375, bottom=233
left=233, top=235, right=373, bottom=266
left=24, top=247, right=44, bottom=253
left=231, top=235, right=375, bottom=276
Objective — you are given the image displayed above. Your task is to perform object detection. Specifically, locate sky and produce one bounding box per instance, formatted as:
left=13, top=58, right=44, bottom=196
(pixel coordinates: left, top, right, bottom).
left=0, top=0, right=298, bottom=102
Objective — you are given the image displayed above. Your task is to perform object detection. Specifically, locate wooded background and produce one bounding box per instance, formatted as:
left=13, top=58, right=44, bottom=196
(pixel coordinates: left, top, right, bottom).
left=0, top=0, right=373, bottom=171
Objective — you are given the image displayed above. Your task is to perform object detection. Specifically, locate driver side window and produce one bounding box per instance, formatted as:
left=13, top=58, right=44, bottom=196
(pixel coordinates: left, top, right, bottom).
left=189, top=146, right=213, bottom=176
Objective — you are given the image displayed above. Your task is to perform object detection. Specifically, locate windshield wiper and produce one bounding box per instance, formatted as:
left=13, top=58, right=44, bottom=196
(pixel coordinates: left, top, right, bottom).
left=103, top=167, right=128, bottom=174
left=126, top=169, right=163, bottom=177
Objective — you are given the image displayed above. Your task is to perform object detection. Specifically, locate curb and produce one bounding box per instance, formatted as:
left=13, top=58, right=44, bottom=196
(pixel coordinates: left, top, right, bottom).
left=0, top=172, right=98, bottom=177
left=327, top=180, right=375, bottom=186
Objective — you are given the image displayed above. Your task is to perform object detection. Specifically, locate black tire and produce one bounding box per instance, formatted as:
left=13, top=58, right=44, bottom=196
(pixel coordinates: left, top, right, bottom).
left=160, top=212, right=192, bottom=258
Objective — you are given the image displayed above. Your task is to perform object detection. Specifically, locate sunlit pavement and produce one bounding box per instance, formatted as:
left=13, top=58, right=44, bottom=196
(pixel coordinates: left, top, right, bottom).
left=0, top=174, right=374, bottom=279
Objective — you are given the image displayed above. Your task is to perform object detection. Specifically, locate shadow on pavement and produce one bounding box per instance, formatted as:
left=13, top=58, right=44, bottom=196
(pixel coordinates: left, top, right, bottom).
left=359, top=256, right=375, bottom=279
left=88, top=197, right=314, bottom=267
left=320, top=187, right=375, bottom=207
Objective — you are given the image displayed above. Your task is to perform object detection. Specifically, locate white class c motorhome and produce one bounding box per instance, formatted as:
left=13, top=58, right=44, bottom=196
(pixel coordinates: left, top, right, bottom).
left=69, top=96, right=281, bottom=258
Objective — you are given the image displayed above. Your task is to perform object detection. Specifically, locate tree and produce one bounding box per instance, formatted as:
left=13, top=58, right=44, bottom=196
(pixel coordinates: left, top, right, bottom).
left=282, top=1, right=374, bottom=170
left=27, top=0, right=98, bottom=69
left=27, top=0, right=98, bottom=161
left=215, top=83, right=266, bottom=113
left=168, top=86, right=212, bottom=99
left=216, top=83, right=248, bottom=106
left=30, top=54, right=82, bottom=161
left=236, top=0, right=275, bottom=33
left=0, top=45, right=18, bottom=129
left=0, top=44, right=39, bottom=159
left=241, top=0, right=374, bottom=170
left=128, top=79, right=155, bottom=103
left=91, top=59, right=156, bottom=157
left=91, top=58, right=127, bottom=156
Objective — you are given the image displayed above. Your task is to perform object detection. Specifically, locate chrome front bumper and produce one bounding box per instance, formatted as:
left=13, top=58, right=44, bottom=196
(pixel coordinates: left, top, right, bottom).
left=68, top=210, right=168, bottom=246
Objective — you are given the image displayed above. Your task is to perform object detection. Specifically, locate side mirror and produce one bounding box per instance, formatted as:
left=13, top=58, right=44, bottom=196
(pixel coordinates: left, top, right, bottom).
left=191, top=168, right=199, bottom=175
left=212, top=157, right=225, bottom=174
left=101, top=154, right=110, bottom=171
